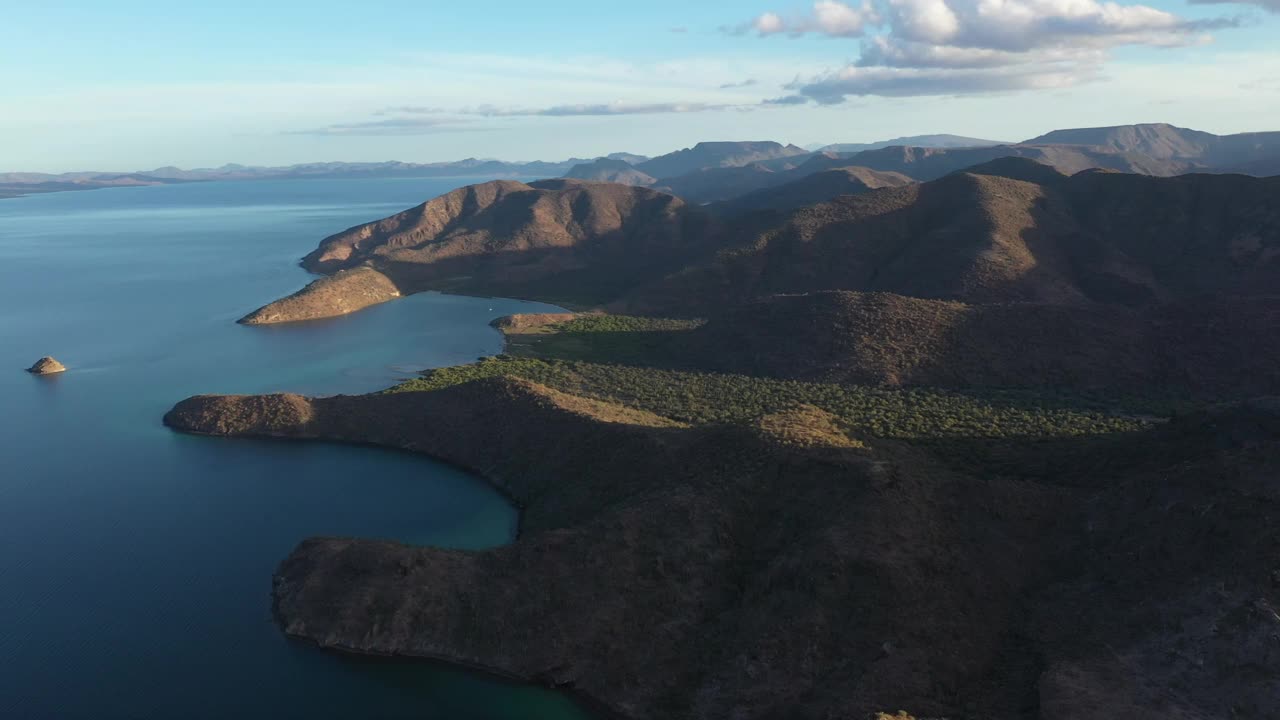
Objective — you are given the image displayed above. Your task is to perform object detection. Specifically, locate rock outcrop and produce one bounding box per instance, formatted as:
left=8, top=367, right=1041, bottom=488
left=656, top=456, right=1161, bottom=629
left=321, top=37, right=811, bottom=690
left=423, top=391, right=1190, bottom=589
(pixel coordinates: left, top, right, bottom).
left=26, top=356, right=66, bottom=374
left=164, top=377, right=1280, bottom=719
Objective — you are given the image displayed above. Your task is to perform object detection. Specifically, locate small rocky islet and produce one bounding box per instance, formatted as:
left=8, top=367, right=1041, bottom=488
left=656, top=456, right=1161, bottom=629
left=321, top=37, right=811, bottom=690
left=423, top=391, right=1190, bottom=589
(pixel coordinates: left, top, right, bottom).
left=26, top=356, right=66, bottom=375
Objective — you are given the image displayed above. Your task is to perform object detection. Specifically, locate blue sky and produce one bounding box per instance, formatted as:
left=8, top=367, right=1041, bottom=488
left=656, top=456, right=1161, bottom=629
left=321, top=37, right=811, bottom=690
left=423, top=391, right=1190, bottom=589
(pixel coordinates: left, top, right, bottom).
left=3, top=0, right=1278, bottom=172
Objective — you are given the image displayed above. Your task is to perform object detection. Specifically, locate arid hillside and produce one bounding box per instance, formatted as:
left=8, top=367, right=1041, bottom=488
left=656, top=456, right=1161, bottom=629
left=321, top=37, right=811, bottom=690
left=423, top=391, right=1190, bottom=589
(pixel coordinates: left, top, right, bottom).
left=658, top=153, right=913, bottom=205
left=714, top=166, right=915, bottom=215
left=1026, top=122, right=1280, bottom=167
left=564, top=158, right=656, bottom=186
left=241, top=179, right=718, bottom=322
left=835, top=143, right=1195, bottom=180
left=632, top=160, right=1280, bottom=312
left=692, top=290, right=1280, bottom=398
left=635, top=140, right=808, bottom=179
left=244, top=160, right=1280, bottom=324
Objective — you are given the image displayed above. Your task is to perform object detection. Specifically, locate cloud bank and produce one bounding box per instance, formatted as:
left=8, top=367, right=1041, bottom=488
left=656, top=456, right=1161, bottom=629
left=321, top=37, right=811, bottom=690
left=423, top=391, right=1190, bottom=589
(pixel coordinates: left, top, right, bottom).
left=294, top=102, right=736, bottom=135
left=1191, top=0, right=1278, bottom=11
left=737, top=0, right=1238, bottom=100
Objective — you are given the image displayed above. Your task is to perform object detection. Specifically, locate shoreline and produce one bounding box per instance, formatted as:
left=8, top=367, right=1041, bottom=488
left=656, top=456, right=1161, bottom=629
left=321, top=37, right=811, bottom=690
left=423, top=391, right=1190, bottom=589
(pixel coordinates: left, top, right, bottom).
left=164, top=395, right=616, bottom=716
left=162, top=379, right=695, bottom=719
left=240, top=266, right=592, bottom=326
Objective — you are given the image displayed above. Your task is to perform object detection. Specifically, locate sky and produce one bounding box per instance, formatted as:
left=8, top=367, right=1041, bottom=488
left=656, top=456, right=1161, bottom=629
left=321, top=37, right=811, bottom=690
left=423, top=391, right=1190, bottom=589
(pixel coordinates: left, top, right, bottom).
left=2, top=0, right=1278, bottom=172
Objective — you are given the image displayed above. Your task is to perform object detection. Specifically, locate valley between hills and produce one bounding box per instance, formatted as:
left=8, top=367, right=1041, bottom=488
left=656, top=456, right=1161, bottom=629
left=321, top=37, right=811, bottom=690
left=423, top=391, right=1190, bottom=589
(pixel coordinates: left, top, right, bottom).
left=166, top=124, right=1280, bottom=719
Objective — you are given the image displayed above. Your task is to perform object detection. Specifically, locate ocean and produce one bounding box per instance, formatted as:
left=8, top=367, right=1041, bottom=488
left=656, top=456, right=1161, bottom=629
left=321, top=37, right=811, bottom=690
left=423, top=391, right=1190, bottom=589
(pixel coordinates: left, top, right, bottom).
left=0, top=177, right=588, bottom=719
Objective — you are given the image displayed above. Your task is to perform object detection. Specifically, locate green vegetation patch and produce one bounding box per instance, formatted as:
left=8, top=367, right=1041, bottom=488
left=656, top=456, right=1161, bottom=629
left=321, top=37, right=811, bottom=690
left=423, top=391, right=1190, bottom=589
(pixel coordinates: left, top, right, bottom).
left=504, top=314, right=703, bottom=365
left=392, top=357, right=1145, bottom=440
left=548, top=315, right=704, bottom=334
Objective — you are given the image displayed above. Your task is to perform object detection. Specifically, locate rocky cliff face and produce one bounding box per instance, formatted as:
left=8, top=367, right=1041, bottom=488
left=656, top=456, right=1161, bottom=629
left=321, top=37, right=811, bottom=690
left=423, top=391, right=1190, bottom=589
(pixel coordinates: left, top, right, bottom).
left=164, top=378, right=1280, bottom=719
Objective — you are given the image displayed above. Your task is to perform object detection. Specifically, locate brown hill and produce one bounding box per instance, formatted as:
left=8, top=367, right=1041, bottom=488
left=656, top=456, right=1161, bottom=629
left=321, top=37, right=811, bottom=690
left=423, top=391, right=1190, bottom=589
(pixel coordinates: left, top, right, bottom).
left=245, top=162, right=1280, bottom=325
left=563, top=158, right=656, bottom=186
left=630, top=166, right=1280, bottom=312
left=165, top=375, right=1280, bottom=720
left=1026, top=122, right=1280, bottom=168
left=653, top=162, right=780, bottom=203
left=1027, top=123, right=1218, bottom=160
left=636, top=141, right=807, bottom=179
left=242, top=179, right=717, bottom=323
left=694, top=291, right=1280, bottom=398
left=714, top=166, right=914, bottom=215
left=656, top=152, right=911, bottom=205
left=840, top=143, right=1193, bottom=180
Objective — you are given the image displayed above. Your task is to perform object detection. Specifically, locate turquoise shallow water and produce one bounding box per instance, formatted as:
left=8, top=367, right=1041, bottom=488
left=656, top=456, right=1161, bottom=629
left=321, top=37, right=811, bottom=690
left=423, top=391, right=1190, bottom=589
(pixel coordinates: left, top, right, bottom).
left=0, top=178, right=588, bottom=719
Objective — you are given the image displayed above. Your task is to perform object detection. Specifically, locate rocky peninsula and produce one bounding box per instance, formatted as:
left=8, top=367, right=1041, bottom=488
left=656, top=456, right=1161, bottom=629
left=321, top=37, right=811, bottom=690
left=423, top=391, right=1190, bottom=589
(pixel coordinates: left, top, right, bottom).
left=164, top=374, right=1280, bottom=719
left=238, top=179, right=714, bottom=325
left=188, top=151, right=1280, bottom=717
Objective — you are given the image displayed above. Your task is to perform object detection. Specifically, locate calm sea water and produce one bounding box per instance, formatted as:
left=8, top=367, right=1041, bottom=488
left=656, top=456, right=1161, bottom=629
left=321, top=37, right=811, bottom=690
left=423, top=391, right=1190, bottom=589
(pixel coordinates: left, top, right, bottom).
left=0, top=178, right=588, bottom=719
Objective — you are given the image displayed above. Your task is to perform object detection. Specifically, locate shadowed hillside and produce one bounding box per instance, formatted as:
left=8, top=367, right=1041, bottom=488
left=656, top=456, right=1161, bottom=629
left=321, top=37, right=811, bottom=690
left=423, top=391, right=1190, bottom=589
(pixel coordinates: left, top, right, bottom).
left=564, top=158, right=656, bottom=186
left=1026, top=122, right=1280, bottom=167
left=631, top=161, right=1280, bottom=312
left=165, top=373, right=1280, bottom=720
left=635, top=141, right=808, bottom=179
left=837, top=143, right=1196, bottom=180
left=714, top=166, right=915, bottom=215
left=243, top=161, right=1280, bottom=324
left=693, top=291, right=1280, bottom=398
left=658, top=153, right=912, bottom=205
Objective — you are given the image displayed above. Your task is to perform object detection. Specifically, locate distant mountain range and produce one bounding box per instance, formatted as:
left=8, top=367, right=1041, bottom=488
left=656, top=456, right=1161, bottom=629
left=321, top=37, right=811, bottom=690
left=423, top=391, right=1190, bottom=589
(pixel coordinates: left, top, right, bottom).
left=585, top=123, right=1280, bottom=206
left=0, top=155, right=648, bottom=199
left=6, top=123, right=1280, bottom=202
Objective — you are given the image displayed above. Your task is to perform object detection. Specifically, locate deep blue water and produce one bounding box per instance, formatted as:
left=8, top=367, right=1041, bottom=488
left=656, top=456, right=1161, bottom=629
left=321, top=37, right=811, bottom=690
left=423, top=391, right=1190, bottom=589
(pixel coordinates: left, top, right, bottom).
left=0, top=178, right=588, bottom=719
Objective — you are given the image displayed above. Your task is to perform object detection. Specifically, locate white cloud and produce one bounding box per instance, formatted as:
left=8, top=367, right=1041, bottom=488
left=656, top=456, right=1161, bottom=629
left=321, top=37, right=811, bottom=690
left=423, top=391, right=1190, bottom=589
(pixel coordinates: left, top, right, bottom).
left=794, top=62, right=1094, bottom=100
left=813, top=0, right=880, bottom=35
left=287, top=117, right=492, bottom=136
left=510, top=102, right=734, bottom=116
left=755, top=12, right=787, bottom=33
left=738, top=0, right=1238, bottom=100
left=744, top=2, right=878, bottom=36
left=887, top=0, right=960, bottom=43
left=378, top=103, right=736, bottom=117
left=297, top=101, right=743, bottom=135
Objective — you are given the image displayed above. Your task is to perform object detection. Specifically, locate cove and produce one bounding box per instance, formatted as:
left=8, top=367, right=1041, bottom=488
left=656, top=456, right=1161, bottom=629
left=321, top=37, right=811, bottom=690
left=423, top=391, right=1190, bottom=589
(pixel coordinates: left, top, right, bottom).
left=0, top=178, right=589, bottom=718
